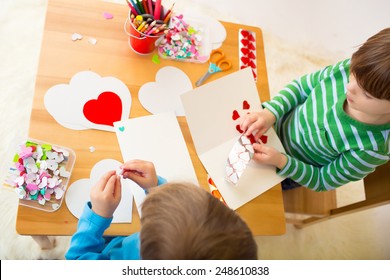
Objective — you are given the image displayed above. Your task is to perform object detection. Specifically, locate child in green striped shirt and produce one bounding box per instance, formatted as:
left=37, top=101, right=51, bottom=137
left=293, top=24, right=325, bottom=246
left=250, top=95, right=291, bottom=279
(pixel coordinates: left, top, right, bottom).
left=241, top=28, right=390, bottom=191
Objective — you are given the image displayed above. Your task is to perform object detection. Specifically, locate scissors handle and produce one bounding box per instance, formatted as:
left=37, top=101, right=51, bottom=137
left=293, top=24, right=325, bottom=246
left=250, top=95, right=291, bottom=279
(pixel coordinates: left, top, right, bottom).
left=195, top=71, right=213, bottom=87
left=217, top=60, right=232, bottom=71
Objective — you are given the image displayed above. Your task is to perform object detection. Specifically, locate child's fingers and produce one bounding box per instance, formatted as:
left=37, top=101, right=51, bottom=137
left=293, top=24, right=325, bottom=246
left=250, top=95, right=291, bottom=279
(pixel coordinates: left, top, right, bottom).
left=103, top=173, right=118, bottom=195
left=114, top=175, right=122, bottom=199
left=95, top=170, right=116, bottom=191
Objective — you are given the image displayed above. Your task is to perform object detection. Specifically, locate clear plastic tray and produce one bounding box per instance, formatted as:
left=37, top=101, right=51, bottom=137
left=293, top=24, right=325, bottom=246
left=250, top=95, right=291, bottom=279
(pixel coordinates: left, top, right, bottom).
left=157, top=14, right=212, bottom=63
left=5, top=138, right=76, bottom=212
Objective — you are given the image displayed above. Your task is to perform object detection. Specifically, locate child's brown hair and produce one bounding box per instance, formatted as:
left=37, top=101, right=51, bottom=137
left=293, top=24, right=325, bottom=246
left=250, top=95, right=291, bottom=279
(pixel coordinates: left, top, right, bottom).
left=140, top=182, right=258, bottom=260
left=350, top=27, right=390, bottom=100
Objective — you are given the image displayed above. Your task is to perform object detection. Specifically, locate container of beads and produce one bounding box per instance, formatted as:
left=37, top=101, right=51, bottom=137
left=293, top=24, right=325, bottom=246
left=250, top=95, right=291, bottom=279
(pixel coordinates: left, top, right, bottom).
left=6, top=138, right=76, bottom=212
left=157, top=14, right=212, bottom=63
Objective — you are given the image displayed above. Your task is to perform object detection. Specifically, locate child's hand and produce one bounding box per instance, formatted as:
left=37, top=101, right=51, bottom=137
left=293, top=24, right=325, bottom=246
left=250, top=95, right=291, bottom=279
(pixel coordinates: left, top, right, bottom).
left=240, top=109, right=276, bottom=140
left=252, top=143, right=287, bottom=169
left=120, top=160, right=158, bottom=192
left=90, top=170, right=122, bottom=218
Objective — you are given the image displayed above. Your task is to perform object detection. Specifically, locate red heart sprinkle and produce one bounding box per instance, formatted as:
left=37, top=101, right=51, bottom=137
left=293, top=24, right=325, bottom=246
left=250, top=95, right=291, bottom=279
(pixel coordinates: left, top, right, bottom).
left=232, top=110, right=240, bottom=120
left=248, top=34, right=255, bottom=42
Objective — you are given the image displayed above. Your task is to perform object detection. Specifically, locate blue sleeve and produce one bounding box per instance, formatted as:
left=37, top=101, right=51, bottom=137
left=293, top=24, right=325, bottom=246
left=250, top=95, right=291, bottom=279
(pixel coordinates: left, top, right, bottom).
left=65, top=202, right=112, bottom=260
left=144, top=175, right=167, bottom=194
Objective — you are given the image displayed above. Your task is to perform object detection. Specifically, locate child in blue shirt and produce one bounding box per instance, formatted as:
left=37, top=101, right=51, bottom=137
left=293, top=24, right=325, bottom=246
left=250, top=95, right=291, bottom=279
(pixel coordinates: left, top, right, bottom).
left=66, top=160, right=257, bottom=260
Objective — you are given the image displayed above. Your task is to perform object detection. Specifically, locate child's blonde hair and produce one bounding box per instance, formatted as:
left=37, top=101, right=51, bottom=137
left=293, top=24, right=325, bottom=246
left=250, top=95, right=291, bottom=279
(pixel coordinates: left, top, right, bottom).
left=140, top=182, right=258, bottom=259
left=351, top=27, right=390, bottom=100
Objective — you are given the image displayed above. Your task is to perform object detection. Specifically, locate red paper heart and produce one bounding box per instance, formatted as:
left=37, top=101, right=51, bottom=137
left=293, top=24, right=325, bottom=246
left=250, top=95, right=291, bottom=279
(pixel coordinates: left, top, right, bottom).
left=236, top=124, right=244, bottom=134
left=241, top=30, right=249, bottom=38
left=232, top=110, right=240, bottom=120
left=243, top=100, right=250, bottom=110
left=83, top=91, right=122, bottom=126
left=248, top=43, right=255, bottom=50
left=241, top=39, right=249, bottom=46
left=248, top=51, right=256, bottom=60
left=248, top=60, right=256, bottom=69
left=241, top=56, right=249, bottom=65
left=240, top=47, right=249, bottom=56
left=260, top=135, right=268, bottom=144
left=248, top=134, right=256, bottom=144
left=248, top=34, right=255, bottom=42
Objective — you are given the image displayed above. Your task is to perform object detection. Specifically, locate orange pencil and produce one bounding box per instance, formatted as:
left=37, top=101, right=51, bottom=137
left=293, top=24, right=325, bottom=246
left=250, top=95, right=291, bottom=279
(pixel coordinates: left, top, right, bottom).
left=162, top=3, right=175, bottom=23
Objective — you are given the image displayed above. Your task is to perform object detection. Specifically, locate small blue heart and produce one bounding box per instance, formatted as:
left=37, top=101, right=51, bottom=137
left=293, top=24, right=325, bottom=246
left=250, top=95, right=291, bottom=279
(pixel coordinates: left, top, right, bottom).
left=119, top=126, right=125, bottom=132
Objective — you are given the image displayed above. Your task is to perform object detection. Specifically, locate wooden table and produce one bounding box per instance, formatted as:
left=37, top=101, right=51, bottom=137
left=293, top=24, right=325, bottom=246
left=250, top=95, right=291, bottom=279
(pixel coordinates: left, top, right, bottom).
left=16, top=0, right=286, bottom=241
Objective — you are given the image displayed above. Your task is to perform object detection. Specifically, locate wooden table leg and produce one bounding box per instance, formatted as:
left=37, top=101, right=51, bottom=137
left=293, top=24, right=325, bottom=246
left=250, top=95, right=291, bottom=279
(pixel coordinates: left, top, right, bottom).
left=31, top=236, right=54, bottom=249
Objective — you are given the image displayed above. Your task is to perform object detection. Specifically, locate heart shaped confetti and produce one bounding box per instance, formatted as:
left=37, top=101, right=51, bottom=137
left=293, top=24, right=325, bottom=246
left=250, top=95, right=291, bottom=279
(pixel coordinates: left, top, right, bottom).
left=243, top=100, right=250, bottom=110
left=103, top=12, right=113, bottom=19
left=232, top=110, right=240, bottom=120
left=152, top=54, right=161, bottom=64
left=71, top=33, right=83, bottom=41
left=8, top=140, right=74, bottom=211
left=239, top=29, right=257, bottom=82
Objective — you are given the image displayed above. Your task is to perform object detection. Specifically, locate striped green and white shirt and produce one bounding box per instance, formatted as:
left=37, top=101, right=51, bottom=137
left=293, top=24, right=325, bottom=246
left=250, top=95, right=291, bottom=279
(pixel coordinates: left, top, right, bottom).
left=263, top=59, right=390, bottom=191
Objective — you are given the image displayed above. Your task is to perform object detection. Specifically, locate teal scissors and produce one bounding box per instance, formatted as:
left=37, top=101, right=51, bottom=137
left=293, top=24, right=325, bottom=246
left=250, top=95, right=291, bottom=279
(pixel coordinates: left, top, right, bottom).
left=195, top=49, right=232, bottom=87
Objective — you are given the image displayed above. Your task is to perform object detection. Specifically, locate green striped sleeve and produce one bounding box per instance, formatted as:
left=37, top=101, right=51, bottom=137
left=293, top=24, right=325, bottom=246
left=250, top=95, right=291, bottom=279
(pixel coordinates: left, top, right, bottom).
left=278, top=150, right=389, bottom=191
left=263, top=64, right=332, bottom=121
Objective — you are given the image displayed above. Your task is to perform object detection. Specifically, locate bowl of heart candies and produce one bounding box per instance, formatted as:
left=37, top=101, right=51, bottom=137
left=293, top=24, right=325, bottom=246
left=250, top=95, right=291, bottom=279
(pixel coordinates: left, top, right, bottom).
left=6, top=138, right=76, bottom=212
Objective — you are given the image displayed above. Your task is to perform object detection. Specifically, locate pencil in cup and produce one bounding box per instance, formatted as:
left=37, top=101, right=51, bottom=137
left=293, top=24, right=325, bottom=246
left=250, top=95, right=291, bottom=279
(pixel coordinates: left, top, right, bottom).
left=126, top=0, right=174, bottom=32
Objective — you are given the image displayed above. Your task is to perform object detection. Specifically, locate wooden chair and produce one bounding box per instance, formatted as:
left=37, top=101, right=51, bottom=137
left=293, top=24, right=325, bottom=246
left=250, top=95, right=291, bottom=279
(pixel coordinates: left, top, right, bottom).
left=283, top=161, right=390, bottom=228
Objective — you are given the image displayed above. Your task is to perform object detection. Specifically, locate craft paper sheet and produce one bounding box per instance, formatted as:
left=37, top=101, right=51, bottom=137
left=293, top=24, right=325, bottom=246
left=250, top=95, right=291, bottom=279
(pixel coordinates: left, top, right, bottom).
left=181, top=67, right=286, bottom=210
left=44, top=71, right=132, bottom=132
left=114, top=113, right=198, bottom=216
left=138, top=66, right=192, bottom=116
left=65, top=159, right=134, bottom=223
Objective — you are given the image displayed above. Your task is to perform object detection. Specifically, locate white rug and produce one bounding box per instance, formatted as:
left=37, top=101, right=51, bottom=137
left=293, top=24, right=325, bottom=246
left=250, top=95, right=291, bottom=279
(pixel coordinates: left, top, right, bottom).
left=1, top=0, right=389, bottom=260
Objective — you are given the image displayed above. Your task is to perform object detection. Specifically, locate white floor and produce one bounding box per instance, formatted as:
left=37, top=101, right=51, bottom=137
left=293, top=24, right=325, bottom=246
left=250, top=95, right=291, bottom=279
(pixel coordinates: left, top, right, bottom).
left=0, top=0, right=389, bottom=259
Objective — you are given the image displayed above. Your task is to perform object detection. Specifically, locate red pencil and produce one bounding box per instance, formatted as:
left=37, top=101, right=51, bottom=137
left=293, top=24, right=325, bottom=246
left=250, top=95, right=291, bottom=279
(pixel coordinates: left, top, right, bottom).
left=153, top=0, right=162, bottom=20
left=126, top=0, right=138, bottom=16
left=147, top=0, right=154, bottom=16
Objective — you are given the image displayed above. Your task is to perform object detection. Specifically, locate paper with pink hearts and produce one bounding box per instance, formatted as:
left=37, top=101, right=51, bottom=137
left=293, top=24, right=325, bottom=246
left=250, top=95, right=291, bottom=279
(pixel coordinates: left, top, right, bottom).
left=44, top=71, right=132, bottom=132
left=239, top=29, right=257, bottom=82
left=181, top=68, right=285, bottom=210
left=65, top=159, right=134, bottom=223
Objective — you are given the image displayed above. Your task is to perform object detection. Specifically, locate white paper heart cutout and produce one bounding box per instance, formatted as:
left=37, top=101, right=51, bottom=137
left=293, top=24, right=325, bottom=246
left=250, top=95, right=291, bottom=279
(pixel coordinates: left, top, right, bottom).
left=65, top=159, right=135, bottom=223
left=44, top=71, right=132, bottom=132
left=138, top=66, right=193, bottom=116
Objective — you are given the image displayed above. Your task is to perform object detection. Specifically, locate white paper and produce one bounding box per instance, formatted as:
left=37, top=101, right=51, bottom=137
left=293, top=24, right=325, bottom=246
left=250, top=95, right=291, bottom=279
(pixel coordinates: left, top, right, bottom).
left=181, top=68, right=286, bottom=210
left=65, top=159, right=134, bottom=223
left=114, top=113, right=198, bottom=216
left=138, top=66, right=193, bottom=116
left=44, top=71, right=132, bottom=132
